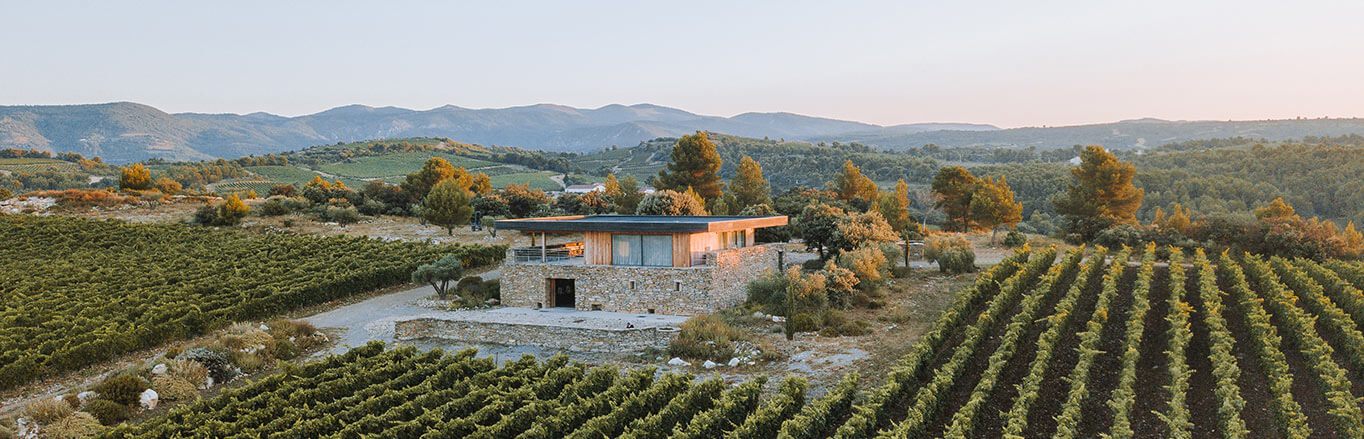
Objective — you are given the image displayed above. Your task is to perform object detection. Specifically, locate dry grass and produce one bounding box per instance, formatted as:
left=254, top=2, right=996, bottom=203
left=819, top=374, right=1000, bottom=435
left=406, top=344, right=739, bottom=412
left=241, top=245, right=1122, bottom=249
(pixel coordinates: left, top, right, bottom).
left=22, top=397, right=74, bottom=425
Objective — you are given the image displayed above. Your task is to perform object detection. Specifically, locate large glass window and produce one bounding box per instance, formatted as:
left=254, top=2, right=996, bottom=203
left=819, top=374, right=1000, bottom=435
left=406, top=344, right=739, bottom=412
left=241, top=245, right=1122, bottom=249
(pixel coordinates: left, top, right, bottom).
left=720, top=231, right=747, bottom=249
left=612, top=234, right=673, bottom=266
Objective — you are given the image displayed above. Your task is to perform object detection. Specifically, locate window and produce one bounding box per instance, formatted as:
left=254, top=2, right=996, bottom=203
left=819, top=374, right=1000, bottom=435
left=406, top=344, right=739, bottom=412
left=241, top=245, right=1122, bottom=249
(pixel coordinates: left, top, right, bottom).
left=612, top=234, right=673, bottom=267
left=720, top=231, right=747, bottom=249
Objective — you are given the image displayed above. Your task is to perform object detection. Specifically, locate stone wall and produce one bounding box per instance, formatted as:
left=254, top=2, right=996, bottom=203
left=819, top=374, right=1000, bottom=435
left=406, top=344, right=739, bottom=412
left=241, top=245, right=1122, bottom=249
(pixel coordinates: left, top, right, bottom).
left=500, top=244, right=780, bottom=315
left=395, top=318, right=678, bottom=353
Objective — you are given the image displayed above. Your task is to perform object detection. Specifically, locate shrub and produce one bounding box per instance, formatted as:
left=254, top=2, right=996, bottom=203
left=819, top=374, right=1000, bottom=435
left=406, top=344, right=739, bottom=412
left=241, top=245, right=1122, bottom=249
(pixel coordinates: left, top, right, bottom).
left=258, top=197, right=295, bottom=216
left=151, top=376, right=199, bottom=402
left=178, top=347, right=239, bottom=384
left=819, top=310, right=872, bottom=337
left=83, top=399, right=130, bottom=426
left=24, top=397, right=75, bottom=425
left=42, top=411, right=103, bottom=438
left=229, top=351, right=267, bottom=372
left=1002, top=230, right=1027, bottom=247
left=800, top=259, right=824, bottom=270
left=92, top=374, right=148, bottom=406
left=166, top=359, right=209, bottom=389
left=891, top=266, right=913, bottom=278
left=821, top=261, right=859, bottom=309
left=668, top=315, right=746, bottom=362
left=838, top=246, right=888, bottom=284
left=319, top=205, right=361, bottom=226
left=745, top=273, right=789, bottom=315
left=925, top=234, right=976, bottom=274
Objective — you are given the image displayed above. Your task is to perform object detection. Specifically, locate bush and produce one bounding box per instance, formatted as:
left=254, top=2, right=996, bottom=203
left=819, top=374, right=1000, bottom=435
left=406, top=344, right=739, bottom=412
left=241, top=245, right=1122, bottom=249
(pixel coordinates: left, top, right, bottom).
left=319, top=205, right=361, bottom=226
left=838, top=246, right=888, bottom=284
left=92, top=374, right=148, bottom=406
left=821, top=261, right=859, bottom=309
left=229, top=351, right=267, bottom=372
left=924, top=234, right=976, bottom=274
left=258, top=196, right=297, bottom=216
left=151, top=376, right=199, bottom=402
left=668, top=315, right=746, bottom=362
left=819, top=310, right=872, bottom=337
left=166, top=359, right=209, bottom=389
left=83, top=399, right=130, bottom=426
left=42, top=411, right=104, bottom=438
left=891, top=266, right=913, bottom=278
left=1002, top=230, right=1027, bottom=247
left=24, top=397, right=74, bottom=425
left=745, top=273, right=789, bottom=315
left=178, top=348, right=239, bottom=384
left=800, top=259, right=824, bottom=270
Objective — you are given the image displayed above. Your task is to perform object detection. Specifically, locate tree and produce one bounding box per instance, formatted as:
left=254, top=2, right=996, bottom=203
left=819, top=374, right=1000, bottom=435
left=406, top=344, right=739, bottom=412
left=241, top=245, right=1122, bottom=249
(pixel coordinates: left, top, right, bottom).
left=931, top=166, right=981, bottom=232
left=154, top=177, right=182, bottom=195
left=1055, top=145, right=1144, bottom=240
left=469, top=172, right=494, bottom=195
left=635, top=189, right=706, bottom=216
left=411, top=255, right=464, bottom=300
left=613, top=175, right=645, bottom=214
left=471, top=194, right=511, bottom=218
left=1255, top=196, right=1297, bottom=222
left=742, top=203, right=791, bottom=242
left=729, top=156, right=772, bottom=211
left=829, top=160, right=879, bottom=210
left=603, top=174, right=623, bottom=199
left=655, top=132, right=724, bottom=203
left=502, top=183, right=551, bottom=218
left=422, top=179, right=474, bottom=235
left=877, top=179, right=918, bottom=238
left=796, top=203, right=846, bottom=259
left=119, top=163, right=153, bottom=190
left=402, top=157, right=469, bottom=202
left=833, top=210, right=899, bottom=252
left=968, top=176, right=1023, bottom=242
left=196, top=194, right=250, bottom=226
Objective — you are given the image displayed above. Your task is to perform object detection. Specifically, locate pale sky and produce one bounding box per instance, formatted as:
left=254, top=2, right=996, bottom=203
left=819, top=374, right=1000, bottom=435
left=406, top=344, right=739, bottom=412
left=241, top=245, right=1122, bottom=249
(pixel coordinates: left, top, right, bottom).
left=4, top=0, right=1364, bottom=127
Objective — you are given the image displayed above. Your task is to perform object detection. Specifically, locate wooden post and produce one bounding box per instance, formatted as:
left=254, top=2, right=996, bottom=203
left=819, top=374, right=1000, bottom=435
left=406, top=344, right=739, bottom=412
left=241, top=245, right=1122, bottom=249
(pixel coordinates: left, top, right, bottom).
left=540, top=232, right=547, bottom=262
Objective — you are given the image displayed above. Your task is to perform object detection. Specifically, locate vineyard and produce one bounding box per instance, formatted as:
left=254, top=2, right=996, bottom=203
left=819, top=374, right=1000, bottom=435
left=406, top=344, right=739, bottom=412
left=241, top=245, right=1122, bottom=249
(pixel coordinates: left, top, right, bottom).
left=0, top=214, right=505, bottom=392
left=105, top=245, right=1364, bottom=438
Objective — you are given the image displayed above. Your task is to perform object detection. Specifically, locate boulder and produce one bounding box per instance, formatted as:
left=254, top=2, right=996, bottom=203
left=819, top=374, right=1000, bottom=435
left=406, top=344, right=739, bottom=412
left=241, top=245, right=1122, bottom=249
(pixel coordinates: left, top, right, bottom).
left=151, top=363, right=168, bottom=375
left=702, top=360, right=718, bottom=369
left=259, top=324, right=270, bottom=331
left=139, top=389, right=159, bottom=410
left=667, top=357, right=690, bottom=367
left=727, top=358, right=740, bottom=367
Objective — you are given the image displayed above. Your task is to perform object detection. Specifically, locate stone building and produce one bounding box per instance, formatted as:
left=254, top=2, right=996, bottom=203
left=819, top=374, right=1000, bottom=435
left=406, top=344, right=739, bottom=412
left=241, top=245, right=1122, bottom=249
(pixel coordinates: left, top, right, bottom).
left=496, top=215, right=789, bottom=315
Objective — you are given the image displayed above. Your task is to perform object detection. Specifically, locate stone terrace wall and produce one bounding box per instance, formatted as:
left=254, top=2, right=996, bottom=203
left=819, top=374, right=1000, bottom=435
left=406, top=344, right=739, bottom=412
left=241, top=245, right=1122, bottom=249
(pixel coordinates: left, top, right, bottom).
left=500, top=245, right=780, bottom=315
left=395, top=318, right=678, bottom=353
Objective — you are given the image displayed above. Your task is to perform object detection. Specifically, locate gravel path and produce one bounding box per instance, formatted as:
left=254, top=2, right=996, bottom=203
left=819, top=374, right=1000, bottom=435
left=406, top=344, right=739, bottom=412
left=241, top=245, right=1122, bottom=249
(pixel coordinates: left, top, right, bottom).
left=304, top=268, right=500, bottom=353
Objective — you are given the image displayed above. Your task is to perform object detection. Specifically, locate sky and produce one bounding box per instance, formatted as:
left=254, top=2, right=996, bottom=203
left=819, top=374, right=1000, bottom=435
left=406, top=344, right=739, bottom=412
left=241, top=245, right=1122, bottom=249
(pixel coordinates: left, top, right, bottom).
left=3, top=0, right=1364, bottom=128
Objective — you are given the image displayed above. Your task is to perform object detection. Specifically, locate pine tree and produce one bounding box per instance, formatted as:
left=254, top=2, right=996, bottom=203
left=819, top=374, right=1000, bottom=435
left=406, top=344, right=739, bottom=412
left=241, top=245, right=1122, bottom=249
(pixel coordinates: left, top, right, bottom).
left=932, top=166, right=981, bottom=232
left=614, top=176, right=644, bottom=214
left=831, top=160, right=878, bottom=208
left=655, top=132, right=724, bottom=203
left=1055, top=145, right=1144, bottom=240
left=968, top=176, right=1023, bottom=242
left=422, top=179, right=473, bottom=235
left=402, top=157, right=470, bottom=202
left=729, top=156, right=772, bottom=211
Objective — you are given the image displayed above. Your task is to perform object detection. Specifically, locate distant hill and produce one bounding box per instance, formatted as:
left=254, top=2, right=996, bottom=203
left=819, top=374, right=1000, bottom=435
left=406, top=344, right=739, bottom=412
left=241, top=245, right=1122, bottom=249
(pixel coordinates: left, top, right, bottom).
left=1, top=102, right=988, bottom=163
left=815, top=117, right=1364, bottom=150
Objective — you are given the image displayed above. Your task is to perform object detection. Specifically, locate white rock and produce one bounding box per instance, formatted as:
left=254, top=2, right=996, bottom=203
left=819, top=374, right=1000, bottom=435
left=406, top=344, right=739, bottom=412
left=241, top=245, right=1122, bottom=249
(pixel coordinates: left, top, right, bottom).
left=259, top=324, right=270, bottom=331
left=667, top=357, right=690, bottom=367
left=151, top=363, right=168, bottom=375
left=204, top=376, right=215, bottom=389
left=727, top=358, right=740, bottom=367
left=77, top=391, right=97, bottom=403
left=751, top=311, right=766, bottom=318
left=702, top=360, right=718, bottom=369
left=770, top=315, right=786, bottom=323
left=139, top=389, right=159, bottom=410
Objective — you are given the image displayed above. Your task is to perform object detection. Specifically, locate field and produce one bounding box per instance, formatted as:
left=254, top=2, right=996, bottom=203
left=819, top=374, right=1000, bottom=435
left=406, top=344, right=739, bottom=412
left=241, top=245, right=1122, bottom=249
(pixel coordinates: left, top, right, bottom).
left=0, top=157, right=79, bottom=173
left=316, top=152, right=501, bottom=179
left=106, top=245, right=1364, bottom=437
left=0, top=214, right=506, bottom=392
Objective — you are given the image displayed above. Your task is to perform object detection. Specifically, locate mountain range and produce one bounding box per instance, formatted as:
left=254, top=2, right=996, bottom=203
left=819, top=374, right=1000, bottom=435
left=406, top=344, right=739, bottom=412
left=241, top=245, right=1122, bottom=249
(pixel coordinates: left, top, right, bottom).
left=3, top=101, right=1364, bottom=163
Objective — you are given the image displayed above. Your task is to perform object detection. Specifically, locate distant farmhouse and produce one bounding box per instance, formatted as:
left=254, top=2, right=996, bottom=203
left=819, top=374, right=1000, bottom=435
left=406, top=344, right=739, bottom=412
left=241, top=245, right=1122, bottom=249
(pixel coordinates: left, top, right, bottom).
left=496, top=215, right=788, bottom=315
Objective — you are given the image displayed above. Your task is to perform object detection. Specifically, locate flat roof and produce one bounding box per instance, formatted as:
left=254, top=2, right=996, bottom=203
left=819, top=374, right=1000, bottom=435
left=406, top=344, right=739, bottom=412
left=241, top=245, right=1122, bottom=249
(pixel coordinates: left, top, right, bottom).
left=495, top=214, right=788, bottom=233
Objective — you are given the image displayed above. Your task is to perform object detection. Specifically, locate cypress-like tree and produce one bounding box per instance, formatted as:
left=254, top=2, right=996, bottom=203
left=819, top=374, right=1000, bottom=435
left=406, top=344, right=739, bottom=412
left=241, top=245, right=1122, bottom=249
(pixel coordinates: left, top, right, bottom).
left=877, top=179, right=917, bottom=238
left=1055, top=145, right=1144, bottom=240
left=422, top=179, right=473, bottom=235
left=656, top=132, right=724, bottom=203
left=729, top=156, right=772, bottom=212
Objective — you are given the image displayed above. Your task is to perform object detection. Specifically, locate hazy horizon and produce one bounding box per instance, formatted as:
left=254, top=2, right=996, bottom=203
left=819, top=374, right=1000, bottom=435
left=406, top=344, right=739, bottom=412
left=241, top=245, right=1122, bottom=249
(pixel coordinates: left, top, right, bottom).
left=5, top=0, right=1364, bottom=128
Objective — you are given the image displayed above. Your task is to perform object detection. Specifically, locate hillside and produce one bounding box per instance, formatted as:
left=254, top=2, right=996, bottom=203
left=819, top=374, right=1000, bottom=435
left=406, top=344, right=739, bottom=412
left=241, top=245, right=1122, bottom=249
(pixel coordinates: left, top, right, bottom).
left=817, top=117, right=1364, bottom=150
left=0, top=102, right=987, bottom=163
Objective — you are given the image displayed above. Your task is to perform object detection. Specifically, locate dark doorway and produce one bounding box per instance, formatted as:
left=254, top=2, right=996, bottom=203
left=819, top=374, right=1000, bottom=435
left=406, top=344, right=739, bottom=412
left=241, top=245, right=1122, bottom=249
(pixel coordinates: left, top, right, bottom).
left=550, top=278, right=575, bottom=308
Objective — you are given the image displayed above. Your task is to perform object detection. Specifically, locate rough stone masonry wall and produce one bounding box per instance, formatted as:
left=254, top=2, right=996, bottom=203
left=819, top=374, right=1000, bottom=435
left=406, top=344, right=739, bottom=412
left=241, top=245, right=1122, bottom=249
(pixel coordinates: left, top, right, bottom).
left=395, top=318, right=678, bottom=353
left=500, top=245, right=780, bottom=315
